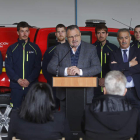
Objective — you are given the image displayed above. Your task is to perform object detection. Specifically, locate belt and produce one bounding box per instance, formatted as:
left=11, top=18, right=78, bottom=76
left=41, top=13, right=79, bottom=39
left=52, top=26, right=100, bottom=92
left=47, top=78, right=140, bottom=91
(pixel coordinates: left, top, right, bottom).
left=127, top=87, right=135, bottom=90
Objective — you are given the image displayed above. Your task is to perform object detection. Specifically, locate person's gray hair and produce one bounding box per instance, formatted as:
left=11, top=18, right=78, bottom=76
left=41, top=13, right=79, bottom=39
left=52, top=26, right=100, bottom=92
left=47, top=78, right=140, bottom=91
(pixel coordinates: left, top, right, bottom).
left=117, top=28, right=131, bottom=37
left=105, top=71, right=127, bottom=96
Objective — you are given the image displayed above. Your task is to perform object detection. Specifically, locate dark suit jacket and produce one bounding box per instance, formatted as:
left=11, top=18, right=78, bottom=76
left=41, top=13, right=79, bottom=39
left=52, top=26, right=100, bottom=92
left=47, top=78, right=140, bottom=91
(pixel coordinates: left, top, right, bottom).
left=8, top=110, right=71, bottom=140
left=47, top=41, right=101, bottom=103
left=110, top=46, right=140, bottom=99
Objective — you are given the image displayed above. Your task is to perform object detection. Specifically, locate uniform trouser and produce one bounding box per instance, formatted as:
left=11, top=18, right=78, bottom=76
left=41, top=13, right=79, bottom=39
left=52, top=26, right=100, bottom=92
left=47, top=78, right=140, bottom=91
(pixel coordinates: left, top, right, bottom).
left=10, top=88, right=29, bottom=109
left=125, top=87, right=140, bottom=140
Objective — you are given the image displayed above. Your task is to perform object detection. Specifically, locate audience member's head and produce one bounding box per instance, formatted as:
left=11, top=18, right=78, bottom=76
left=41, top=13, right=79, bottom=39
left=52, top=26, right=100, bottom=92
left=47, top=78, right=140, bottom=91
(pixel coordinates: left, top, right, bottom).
left=104, top=71, right=127, bottom=96
left=19, top=82, right=55, bottom=123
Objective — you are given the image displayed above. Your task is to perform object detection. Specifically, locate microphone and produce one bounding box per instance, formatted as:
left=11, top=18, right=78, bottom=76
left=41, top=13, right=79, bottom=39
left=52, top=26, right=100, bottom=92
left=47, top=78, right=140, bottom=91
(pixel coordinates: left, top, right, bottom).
left=56, top=46, right=73, bottom=77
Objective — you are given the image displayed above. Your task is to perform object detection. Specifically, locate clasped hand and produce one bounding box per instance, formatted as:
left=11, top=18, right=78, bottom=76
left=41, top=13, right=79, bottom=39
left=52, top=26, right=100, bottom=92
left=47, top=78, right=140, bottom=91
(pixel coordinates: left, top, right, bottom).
left=67, top=66, right=80, bottom=76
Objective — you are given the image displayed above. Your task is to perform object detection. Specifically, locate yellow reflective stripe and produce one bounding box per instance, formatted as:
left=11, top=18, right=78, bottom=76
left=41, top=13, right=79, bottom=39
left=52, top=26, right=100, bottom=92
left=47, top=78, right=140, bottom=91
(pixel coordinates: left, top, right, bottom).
left=29, top=43, right=37, bottom=55
left=104, top=53, right=106, bottom=64
left=27, top=51, right=28, bottom=61
left=138, top=43, right=140, bottom=48
left=12, top=44, right=19, bottom=52
left=22, top=43, right=27, bottom=90
left=131, top=44, right=134, bottom=47
left=107, top=45, right=113, bottom=51
left=10, top=103, right=13, bottom=107
left=49, top=46, right=56, bottom=53
left=101, top=46, right=103, bottom=78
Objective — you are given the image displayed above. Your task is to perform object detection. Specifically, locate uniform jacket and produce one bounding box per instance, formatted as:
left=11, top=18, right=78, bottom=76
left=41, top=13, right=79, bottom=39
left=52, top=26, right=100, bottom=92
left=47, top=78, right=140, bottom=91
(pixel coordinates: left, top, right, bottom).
left=82, top=95, right=138, bottom=140
left=93, top=40, right=118, bottom=78
left=110, top=46, right=140, bottom=99
left=130, top=40, right=140, bottom=49
left=5, top=38, right=42, bottom=89
left=42, top=41, right=61, bottom=85
left=47, top=41, right=101, bottom=103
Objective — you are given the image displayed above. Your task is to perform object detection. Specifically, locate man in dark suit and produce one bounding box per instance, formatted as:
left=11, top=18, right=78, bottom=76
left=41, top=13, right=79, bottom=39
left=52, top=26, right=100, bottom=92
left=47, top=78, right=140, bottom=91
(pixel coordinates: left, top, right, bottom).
left=110, top=28, right=140, bottom=139
left=47, top=25, right=101, bottom=110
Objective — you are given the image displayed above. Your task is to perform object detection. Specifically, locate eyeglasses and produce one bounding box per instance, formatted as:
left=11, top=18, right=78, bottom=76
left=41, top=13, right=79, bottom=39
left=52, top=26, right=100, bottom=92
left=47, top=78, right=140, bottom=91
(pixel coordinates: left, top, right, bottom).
left=67, top=34, right=80, bottom=39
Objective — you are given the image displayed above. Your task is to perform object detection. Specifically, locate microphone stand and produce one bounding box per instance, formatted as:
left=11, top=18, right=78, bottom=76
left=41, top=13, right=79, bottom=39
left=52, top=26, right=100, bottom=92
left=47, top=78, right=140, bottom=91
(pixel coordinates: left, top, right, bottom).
left=56, top=47, right=72, bottom=77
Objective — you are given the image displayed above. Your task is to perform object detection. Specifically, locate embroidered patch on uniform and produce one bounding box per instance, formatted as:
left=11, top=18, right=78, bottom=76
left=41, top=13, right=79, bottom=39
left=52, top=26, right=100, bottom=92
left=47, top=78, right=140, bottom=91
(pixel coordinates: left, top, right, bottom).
left=107, top=52, right=109, bottom=55
left=29, top=51, right=34, bottom=54
left=5, top=54, right=7, bottom=58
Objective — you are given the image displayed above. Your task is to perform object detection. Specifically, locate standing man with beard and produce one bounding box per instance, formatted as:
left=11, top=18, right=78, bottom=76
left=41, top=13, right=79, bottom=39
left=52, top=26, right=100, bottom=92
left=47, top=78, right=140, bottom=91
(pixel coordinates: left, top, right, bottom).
left=5, top=21, right=42, bottom=109
left=131, top=25, right=140, bottom=48
left=93, top=25, right=118, bottom=97
left=42, top=24, right=66, bottom=109
left=47, top=25, right=101, bottom=111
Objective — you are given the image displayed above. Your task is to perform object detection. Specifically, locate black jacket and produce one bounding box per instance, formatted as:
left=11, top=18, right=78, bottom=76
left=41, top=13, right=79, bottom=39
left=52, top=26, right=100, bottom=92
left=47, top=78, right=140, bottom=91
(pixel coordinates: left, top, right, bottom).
left=5, top=38, right=42, bottom=89
left=130, top=40, right=140, bottom=48
left=8, top=110, right=71, bottom=140
left=82, top=95, right=138, bottom=140
left=42, top=41, right=61, bottom=86
left=93, top=40, right=118, bottom=78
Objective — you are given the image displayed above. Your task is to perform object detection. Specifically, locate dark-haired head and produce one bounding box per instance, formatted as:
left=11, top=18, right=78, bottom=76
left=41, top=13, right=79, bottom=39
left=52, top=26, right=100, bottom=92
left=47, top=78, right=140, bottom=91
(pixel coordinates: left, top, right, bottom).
left=19, top=82, right=56, bottom=123
left=95, top=25, right=108, bottom=34
left=17, top=21, right=30, bottom=31
left=56, top=24, right=66, bottom=32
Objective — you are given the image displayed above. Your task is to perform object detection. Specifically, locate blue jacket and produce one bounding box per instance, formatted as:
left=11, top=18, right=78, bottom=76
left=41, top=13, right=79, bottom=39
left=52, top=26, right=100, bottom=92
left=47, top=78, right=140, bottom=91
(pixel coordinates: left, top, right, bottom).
left=42, top=41, right=60, bottom=86
left=5, top=38, right=42, bottom=89
left=93, top=40, right=118, bottom=78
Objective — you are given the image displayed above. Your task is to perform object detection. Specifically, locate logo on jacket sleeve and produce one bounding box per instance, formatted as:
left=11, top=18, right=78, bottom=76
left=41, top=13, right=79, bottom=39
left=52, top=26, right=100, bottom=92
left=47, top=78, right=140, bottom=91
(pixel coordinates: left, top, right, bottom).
left=29, top=51, right=34, bottom=54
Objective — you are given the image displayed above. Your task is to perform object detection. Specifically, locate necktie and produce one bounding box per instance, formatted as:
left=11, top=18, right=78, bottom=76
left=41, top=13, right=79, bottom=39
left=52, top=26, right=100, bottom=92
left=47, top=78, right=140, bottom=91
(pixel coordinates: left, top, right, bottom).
left=123, top=50, right=132, bottom=82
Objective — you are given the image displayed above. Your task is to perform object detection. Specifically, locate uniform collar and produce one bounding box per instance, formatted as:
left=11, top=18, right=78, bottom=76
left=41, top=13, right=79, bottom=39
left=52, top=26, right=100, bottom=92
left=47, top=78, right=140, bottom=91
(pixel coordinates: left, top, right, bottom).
left=18, top=38, right=30, bottom=45
left=95, top=40, right=109, bottom=46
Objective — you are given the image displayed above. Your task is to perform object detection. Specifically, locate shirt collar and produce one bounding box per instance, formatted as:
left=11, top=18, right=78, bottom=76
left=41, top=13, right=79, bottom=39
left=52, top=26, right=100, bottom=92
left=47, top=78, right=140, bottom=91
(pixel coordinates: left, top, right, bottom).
left=121, top=46, right=130, bottom=52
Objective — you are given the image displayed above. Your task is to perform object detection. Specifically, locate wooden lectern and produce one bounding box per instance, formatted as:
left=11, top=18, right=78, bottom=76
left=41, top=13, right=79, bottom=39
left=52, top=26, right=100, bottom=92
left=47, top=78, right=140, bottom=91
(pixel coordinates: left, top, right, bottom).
left=53, top=77, right=97, bottom=140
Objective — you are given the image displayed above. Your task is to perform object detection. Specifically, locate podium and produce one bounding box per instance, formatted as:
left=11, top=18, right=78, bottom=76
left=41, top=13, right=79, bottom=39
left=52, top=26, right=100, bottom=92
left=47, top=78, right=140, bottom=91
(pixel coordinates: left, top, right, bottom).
left=53, top=77, right=97, bottom=140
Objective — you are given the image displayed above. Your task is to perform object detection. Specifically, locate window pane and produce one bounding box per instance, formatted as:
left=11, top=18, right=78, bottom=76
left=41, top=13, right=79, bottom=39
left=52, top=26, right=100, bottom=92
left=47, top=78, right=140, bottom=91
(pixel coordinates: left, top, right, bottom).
left=81, top=31, right=92, bottom=44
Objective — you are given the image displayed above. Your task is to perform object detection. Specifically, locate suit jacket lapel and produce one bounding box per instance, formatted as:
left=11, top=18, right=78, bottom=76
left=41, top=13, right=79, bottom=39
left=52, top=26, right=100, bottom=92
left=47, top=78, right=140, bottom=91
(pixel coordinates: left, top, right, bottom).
left=64, top=43, right=71, bottom=66
left=118, top=48, right=124, bottom=63
left=77, top=41, right=85, bottom=68
left=128, top=46, right=135, bottom=61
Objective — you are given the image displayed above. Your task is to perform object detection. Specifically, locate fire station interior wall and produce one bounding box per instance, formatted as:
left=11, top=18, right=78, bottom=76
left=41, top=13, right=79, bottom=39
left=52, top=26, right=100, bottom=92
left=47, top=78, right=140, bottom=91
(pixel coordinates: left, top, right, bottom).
left=0, top=0, right=139, bottom=28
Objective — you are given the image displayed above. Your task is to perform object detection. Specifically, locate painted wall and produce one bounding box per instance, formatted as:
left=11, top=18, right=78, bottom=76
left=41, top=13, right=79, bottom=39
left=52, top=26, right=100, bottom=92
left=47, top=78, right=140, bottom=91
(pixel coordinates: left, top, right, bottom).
left=0, top=0, right=139, bottom=29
